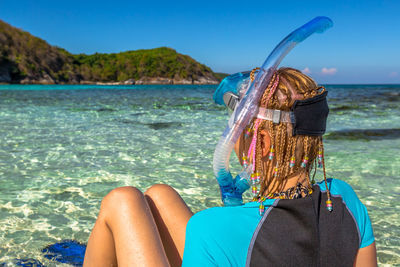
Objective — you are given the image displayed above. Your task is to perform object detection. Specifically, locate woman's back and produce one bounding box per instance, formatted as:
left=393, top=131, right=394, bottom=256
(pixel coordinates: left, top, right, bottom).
left=182, top=179, right=374, bottom=267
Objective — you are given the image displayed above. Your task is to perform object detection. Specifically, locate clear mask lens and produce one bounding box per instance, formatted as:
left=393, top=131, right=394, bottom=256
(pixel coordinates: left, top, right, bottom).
left=223, top=77, right=253, bottom=113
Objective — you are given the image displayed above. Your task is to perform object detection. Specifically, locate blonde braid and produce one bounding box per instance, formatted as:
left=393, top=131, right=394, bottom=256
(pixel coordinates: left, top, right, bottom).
left=255, top=121, right=265, bottom=172
left=277, top=124, right=286, bottom=180
left=250, top=67, right=260, bottom=82
left=260, top=73, right=278, bottom=107
left=282, top=124, right=292, bottom=178
left=321, top=137, right=333, bottom=211
left=302, top=136, right=310, bottom=172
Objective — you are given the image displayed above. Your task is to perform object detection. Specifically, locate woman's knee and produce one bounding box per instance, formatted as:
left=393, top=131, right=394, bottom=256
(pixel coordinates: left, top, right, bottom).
left=100, top=186, right=144, bottom=213
left=144, top=184, right=178, bottom=202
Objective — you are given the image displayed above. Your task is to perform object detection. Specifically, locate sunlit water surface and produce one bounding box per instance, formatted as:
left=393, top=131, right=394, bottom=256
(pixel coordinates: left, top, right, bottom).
left=0, top=84, right=399, bottom=266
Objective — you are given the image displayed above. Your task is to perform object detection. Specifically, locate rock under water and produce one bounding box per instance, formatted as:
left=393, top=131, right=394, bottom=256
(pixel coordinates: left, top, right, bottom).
left=325, top=128, right=400, bottom=141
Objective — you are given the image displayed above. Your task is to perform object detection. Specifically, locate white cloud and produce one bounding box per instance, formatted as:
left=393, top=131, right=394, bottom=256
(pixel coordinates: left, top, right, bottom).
left=389, top=71, right=398, bottom=77
left=321, top=67, right=337, bottom=75
left=302, top=67, right=311, bottom=74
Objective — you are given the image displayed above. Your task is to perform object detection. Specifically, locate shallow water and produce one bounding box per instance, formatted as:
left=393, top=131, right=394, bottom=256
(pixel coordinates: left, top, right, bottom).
left=0, top=84, right=399, bottom=266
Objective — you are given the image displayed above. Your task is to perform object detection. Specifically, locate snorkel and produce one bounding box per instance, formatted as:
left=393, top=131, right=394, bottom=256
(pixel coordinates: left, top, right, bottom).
left=213, top=16, right=333, bottom=206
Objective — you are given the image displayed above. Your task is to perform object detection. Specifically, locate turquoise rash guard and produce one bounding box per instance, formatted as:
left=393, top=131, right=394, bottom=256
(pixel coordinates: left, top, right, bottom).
left=182, top=179, right=374, bottom=267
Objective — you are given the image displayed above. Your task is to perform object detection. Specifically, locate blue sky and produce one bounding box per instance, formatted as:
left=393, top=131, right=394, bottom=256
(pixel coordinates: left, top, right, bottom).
left=1, top=0, right=399, bottom=83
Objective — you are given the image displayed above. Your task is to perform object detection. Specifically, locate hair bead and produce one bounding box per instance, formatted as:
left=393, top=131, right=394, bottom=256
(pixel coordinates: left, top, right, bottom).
left=252, top=186, right=258, bottom=196
left=242, top=155, right=249, bottom=169
left=273, top=165, right=278, bottom=177
left=269, top=145, right=275, bottom=160
left=259, top=203, right=265, bottom=216
left=326, top=199, right=333, bottom=212
left=244, top=127, right=252, bottom=138
left=251, top=173, right=260, bottom=186
left=289, top=156, right=295, bottom=168
left=301, top=156, right=309, bottom=168
left=318, top=150, right=323, bottom=168
left=257, top=196, right=266, bottom=203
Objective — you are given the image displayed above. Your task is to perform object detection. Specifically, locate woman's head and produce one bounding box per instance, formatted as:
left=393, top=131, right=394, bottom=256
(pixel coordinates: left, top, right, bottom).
left=238, top=67, right=327, bottom=197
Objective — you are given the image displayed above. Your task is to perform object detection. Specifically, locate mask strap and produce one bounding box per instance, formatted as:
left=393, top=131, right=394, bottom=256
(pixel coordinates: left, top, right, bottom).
left=257, top=108, right=292, bottom=124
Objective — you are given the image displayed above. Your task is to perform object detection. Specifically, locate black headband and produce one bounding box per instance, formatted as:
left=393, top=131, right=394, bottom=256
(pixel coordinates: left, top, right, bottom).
left=227, top=90, right=329, bottom=136
left=290, top=91, right=329, bottom=136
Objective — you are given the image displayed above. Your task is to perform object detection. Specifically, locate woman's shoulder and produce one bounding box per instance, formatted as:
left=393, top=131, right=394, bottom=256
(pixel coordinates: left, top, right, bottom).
left=316, top=178, right=365, bottom=215
left=317, top=178, right=360, bottom=201
left=187, top=201, right=264, bottom=229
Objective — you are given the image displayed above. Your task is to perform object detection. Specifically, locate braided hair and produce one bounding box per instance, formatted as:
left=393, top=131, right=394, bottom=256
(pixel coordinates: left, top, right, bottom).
left=241, top=67, right=328, bottom=199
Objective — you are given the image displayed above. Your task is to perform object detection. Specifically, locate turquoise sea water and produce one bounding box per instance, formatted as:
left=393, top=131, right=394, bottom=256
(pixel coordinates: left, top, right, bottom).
left=0, top=84, right=399, bottom=266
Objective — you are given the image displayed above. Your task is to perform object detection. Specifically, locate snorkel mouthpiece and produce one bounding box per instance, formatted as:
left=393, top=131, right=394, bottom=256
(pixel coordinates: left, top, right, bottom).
left=213, top=16, right=333, bottom=206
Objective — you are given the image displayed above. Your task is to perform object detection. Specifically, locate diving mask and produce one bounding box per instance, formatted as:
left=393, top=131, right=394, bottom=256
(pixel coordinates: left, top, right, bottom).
left=214, top=73, right=329, bottom=136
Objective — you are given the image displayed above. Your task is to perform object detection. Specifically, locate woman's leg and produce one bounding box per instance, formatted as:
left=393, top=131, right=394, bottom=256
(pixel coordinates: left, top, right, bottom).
left=144, top=184, right=193, bottom=267
left=83, top=186, right=170, bottom=267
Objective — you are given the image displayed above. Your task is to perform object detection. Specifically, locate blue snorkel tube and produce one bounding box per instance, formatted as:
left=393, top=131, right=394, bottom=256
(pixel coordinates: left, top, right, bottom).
left=213, top=16, right=333, bottom=206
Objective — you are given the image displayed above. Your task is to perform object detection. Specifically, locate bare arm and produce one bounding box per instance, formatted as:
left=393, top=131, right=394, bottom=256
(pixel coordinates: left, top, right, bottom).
left=354, top=242, right=377, bottom=267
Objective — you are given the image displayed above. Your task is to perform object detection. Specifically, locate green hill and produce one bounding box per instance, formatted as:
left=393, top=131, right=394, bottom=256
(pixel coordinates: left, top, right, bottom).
left=0, top=19, right=221, bottom=84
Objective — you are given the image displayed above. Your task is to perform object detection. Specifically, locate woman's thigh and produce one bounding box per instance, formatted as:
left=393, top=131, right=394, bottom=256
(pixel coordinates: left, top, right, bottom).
left=84, top=186, right=169, bottom=267
left=145, top=184, right=193, bottom=267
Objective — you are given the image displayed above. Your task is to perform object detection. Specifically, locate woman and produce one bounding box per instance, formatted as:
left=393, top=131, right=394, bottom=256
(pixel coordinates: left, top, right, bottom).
left=83, top=68, right=377, bottom=267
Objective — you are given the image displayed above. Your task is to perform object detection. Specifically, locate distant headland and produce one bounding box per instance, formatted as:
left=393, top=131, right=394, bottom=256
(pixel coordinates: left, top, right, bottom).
left=0, top=20, right=228, bottom=85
